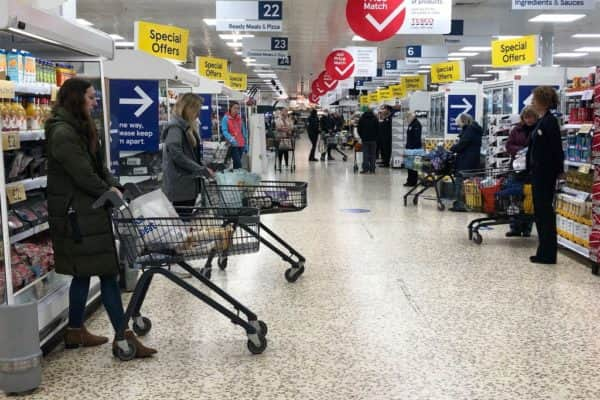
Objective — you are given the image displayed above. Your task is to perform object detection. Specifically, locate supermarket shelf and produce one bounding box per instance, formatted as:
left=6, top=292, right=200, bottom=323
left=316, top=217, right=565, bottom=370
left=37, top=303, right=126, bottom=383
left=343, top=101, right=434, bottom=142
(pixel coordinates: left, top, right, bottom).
left=10, top=222, right=50, bottom=244
left=13, top=270, right=56, bottom=299
left=19, top=129, right=46, bottom=141
left=558, top=235, right=590, bottom=259
left=564, top=160, right=592, bottom=168
left=561, top=186, right=591, bottom=199
left=14, top=82, right=58, bottom=96
left=8, top=176, right=48, bottom=191
left=565, top=89, right=593, bottom=98
left=563, top=123, right=594, bottom=131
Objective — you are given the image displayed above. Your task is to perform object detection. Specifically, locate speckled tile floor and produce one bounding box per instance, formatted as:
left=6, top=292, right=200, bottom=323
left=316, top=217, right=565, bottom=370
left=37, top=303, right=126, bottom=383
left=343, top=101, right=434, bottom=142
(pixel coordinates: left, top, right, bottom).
left=15, top=137, right=600, bottom=400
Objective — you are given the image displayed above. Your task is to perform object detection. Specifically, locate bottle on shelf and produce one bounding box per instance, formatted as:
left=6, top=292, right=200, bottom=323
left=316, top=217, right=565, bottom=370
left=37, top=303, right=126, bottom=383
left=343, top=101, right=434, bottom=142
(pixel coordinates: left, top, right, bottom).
left=0, top=99, right=9, bottom=132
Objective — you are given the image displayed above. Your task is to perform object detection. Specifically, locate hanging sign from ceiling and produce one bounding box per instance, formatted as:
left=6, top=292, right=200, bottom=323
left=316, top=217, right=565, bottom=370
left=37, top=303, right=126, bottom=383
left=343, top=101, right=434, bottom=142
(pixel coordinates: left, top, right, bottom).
left=312, top=79, right=327, bottom=96
left=226, top=73, right=248, bottom=91
left=318, top=71, right=339, bottom=92
left=348, top=47, right=378, bottom=77
left=359, top=95, right=370, bottom=106
left=431, top=60, right=464, bottom=84
left=401, top=75, right=426, bottom=92
left=134, top=21, right=189, bottom=62
left=368, top=92, right=379, bottom=104
left=380, top=88, right=394, bottom=101
left=242, top=37, right=288, bottom=57
left=308, top=93, right=320, bottom=104
left=197, top=56, right=229, bottom=81
left=491, top=35, right=538, bottom=68
left=390, top=84, right=405, bottom=99
left=345, top=0, right=453, bottom=42
left=216, top=1, right=283, bottom=31
left=511, top=0, right=594, bottom=10
left=325, top=49, right=356, bottom=80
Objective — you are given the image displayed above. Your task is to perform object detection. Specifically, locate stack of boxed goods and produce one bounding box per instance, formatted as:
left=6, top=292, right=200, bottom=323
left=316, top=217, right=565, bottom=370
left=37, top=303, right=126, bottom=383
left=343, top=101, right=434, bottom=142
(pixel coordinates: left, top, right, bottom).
left=557, top=194, right=592, bottom=248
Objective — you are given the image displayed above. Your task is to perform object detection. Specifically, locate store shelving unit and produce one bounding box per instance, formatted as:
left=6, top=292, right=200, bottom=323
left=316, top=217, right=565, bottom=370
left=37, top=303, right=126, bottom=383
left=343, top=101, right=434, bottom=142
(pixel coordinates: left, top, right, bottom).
left=0, top=0, right=114, bottom=346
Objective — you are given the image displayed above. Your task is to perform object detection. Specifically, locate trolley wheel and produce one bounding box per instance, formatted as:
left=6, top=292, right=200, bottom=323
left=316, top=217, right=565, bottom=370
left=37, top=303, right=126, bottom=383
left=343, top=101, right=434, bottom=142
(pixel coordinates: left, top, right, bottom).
left=437, top=203, right=446, bottom=211
left=132, top=316, right=152, bottom=337
left=412, top=197, right=419, bottom=206
left=247, top=335, right=268, bottom=355
left=249, top=320, right=269, bottom=336
left=473, top=232, right=483, bottom=245
left=284, top=264, right=305, bottom=283
left=112, top=339, right=136, bottom=361
left=218, top=256, right=228, bottom=271
left=200, top=267, right=212, bottom=280
left=353, top=165, right=359, bottom=173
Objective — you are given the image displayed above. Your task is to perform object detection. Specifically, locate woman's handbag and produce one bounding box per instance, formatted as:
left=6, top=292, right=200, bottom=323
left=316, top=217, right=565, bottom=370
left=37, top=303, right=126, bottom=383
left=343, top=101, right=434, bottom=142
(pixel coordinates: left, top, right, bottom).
left=278, top=138, right=292, bottom=151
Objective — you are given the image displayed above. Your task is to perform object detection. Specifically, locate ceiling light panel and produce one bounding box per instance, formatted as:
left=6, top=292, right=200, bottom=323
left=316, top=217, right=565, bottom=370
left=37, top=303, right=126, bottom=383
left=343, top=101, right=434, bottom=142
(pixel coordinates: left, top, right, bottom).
left=529, top=14, right=586, bottom=23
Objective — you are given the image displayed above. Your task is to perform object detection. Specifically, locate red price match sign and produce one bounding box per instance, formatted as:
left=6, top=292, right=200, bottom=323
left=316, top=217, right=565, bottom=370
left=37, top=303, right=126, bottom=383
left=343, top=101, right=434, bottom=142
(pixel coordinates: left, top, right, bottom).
left=346, top=0, right=406, bottom=42
left=308, top=93, right=320, bottom=104
left=325, top=49, right=355, bottom=81
left=318, top=71, right=339, bottom=91
left=311, top=79, right=327, bottom=96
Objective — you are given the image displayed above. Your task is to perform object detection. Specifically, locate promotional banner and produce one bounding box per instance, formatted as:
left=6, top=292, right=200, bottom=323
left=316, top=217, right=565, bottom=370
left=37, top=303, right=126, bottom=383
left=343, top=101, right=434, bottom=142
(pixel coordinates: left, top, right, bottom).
left=318, top=71, right=339, bottom=91
left=348, top=47, right=378, bottom=78
left=492, top=35, right=538, bottom=68
left=512, top=0, right=594, bottom=9
left=401, top=75, right=426, bottom=92
left=380, top=88, right=394, bottom=101
left=216, top=0, right=283, bottom=31
left=325, top=49, right=356, bottom=80
left=312, top=79, right=327, bottom=96
left=431, top=60, right=464, bottom=83
left=390, top=83, right=406, bottom=99
left=109, top=79, right=159, bottom=152
left=134, top=21, right=189, bottom=62
left=359, top=95, right=370, bottom=106
left=308, top=93, right=320, bottom=104
left=346, top=0, right=452, bottom=42
left=368, top=92, right=379, bottom=104
left=226, top=72, right=248, bottom=91
left=197, top=56, right=228, bottom=81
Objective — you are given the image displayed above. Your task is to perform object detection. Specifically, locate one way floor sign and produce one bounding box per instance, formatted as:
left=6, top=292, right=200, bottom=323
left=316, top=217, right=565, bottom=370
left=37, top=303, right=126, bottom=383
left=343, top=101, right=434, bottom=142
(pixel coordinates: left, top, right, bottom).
left=447, top=94, right=477, bottom=135
left=109, top=79, right=159, bottom=152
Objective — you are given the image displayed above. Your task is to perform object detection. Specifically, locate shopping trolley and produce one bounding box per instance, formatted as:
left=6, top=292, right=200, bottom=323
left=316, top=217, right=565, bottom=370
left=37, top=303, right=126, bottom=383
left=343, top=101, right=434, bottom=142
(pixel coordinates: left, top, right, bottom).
left=202, top=141, right=230, bottom=171
left=200, top=179, right=308, bottom=283
left=403, top=148, right=455, bottom=212
left=93, top=184, right=268, bottom=361
left=460, top=168, right=534, bottom=244
left=320, top=132, right=348, bottom=161
left=274, top=134, right=296, bottom=173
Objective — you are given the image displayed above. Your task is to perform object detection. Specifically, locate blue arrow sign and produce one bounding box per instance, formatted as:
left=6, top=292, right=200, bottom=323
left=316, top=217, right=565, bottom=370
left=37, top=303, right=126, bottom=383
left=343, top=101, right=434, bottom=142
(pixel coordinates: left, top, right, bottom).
left=447, top=94, right=476, bottom=135
left=109, top=79, right=159, bottom=152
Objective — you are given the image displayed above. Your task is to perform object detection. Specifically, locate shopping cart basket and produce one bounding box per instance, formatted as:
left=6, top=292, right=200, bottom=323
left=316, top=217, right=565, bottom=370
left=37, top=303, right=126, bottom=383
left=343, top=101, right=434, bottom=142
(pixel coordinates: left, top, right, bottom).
left=274, top=134, right=296, bottom=173
left=460, top=168, right=534, bottom=245
left=320, top=132, right=348, bottom=162
left=93, top=184, right=268, bottom=360
left=201, top=179, right=308, bottom=282
left=403, top=148, right=455, bottom=211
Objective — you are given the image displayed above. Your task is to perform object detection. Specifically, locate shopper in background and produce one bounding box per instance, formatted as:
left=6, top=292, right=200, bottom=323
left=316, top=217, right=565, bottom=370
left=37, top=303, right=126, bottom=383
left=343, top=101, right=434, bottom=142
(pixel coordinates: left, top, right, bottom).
left=275, top=107, right=294, bottom=170
left=333, top=112, right=345, bottom=133
left=46, top=78, right=156, bottom=358
left=320, top=109, right=336, bottom=160
left=449, top=113, right=483, bottom=212
left=211, top=112, right=219, bottom=140
left=221, top=101, right=248, bottom=169
left=378, top=105, right=393, bottom=168
left=162, top=93, right=214, bottom=211
left=505, top=106, right=538, bottom=237
left=404, top=112, right=423, bottom=186
left=527, top=86, right=564, bottom=264
left=358, top=108, right=379, bottom=174
left=307, top=109, right=320, bottom=162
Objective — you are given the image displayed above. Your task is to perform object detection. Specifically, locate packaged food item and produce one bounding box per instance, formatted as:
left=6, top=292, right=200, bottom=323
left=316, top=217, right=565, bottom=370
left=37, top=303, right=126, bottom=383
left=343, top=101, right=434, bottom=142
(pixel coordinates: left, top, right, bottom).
left=7, top=210, right=25, bottom=233
left=6, top=49, right=19, bottom=82
left=0, top=48, right=6, bottom=79
left=55, top=63, right=75, bottom=86
left=23, top=52, right=36, bottom=83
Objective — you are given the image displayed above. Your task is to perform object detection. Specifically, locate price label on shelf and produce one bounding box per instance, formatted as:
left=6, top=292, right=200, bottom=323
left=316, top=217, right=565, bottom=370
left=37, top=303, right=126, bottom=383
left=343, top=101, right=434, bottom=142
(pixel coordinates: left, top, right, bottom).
left=578, top=124, right=593, bottom=134
left=2, top=132, right=21, bottom=151
left=579, top=164, right=591, bottom=175
left=0, top=81, right=15, bottom=99
left=6, top=183, right=27, bottom=205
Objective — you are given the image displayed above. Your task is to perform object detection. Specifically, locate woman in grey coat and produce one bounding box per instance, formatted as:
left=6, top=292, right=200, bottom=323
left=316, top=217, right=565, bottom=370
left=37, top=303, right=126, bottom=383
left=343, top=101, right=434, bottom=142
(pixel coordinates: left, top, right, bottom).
left=162, top=93, right=214, bottom=211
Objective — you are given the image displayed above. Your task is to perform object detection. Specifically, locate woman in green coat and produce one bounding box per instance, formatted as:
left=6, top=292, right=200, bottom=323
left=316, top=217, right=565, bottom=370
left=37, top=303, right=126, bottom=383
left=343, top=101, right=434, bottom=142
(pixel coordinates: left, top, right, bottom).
left=46, top=78, right=155, bottom=358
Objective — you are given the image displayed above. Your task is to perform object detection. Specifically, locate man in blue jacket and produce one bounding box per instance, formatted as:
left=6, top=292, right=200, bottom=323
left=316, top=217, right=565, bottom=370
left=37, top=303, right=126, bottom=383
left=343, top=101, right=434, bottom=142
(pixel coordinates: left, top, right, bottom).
left=449, top=113, right=482, bottom=212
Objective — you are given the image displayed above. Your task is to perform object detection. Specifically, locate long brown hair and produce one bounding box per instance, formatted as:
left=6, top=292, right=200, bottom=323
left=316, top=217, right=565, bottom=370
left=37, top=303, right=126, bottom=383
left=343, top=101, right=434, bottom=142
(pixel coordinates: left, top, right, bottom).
left=54, top=78, right=98, bottom=153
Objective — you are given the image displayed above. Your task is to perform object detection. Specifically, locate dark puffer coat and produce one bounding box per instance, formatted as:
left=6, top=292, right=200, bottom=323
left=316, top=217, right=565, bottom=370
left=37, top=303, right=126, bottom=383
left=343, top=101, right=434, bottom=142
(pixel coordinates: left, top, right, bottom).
left=46, top=107, right=120, bottom=277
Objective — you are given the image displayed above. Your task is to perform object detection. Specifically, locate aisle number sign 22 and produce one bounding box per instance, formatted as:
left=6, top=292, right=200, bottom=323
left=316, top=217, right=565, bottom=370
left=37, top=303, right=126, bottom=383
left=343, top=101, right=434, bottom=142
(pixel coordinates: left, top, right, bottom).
left=134, top=21, right=189, bottom=62
left=197, top=56, right=229, bottom=81
left=492, top=35, right=538, bottom=68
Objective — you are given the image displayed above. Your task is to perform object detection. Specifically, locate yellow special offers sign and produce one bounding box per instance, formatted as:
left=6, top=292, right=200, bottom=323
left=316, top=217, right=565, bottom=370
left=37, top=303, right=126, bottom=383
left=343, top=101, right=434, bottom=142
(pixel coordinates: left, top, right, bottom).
left=401, top=75, right=426, bottom=92
left=380, top=88, right=394, bottom=101
left=359, top=95, right=369, bottom=106
left=134, top=21, right=189, bottom=62
left=197, top=56, right=229, bottom=81
left=431, top=61, right=463, bottom=84
left=368, top=92, right=379, bottom=104
left=390, top=84, right=406, bottom=99
left=492, top=35, right=538, bottom=68
left=227, top=73, right=248, bottom=91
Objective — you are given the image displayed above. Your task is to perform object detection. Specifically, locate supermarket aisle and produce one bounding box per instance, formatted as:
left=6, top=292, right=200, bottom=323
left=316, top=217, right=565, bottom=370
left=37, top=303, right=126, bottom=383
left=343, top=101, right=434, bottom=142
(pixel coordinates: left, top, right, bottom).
left=32, top=136, right=600, bottom=400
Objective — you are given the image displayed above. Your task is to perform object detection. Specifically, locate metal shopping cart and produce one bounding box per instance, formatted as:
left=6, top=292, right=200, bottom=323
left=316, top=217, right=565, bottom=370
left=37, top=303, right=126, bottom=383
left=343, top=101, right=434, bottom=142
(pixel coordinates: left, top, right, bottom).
left=460, top=168, right=534, bottom=244
left=93, top=184, right=268, bottom=361
left=200, top=179, right=308, bottom=283
left=403, top=148, right=455, bottom=211
left=274, top=134, right=296, bottom=173
left=202, top=141, right=230, bottom=171
left=320, top=132, right=348, bottom=162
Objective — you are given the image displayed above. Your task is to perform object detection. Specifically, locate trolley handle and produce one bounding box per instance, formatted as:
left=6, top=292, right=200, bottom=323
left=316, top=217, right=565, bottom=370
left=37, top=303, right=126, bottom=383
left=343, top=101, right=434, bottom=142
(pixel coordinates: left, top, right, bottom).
left=92, top=183, right=143, bottom=209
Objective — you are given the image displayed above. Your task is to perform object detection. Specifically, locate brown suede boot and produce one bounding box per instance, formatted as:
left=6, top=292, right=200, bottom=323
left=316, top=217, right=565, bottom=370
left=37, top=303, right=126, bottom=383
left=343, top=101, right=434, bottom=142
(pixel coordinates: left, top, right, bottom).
left=113, top=330, right=157, bottom=358
left=65, top=326, right=109, bottom=349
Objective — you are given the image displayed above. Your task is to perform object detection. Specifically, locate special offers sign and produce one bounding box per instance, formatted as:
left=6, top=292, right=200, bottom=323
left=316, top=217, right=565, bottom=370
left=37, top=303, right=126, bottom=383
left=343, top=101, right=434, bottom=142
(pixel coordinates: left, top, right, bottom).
left=492, top=35, right=538, bottom=68
left=346, top=0, right=452, bottom=42
left=134, top=21, right=189, bottom=62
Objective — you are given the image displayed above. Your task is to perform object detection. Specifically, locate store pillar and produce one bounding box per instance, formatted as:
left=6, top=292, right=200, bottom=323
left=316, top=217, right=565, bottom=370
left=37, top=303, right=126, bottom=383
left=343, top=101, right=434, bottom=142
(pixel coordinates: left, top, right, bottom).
left=540, top=31, right=554, bottom=67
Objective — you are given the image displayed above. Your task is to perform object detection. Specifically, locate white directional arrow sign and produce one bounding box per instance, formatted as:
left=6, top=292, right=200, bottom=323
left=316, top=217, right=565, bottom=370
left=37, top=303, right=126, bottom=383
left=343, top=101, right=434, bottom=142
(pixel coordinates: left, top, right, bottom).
left=119, top=85, right=154, bottom=118
left=523, top=94, right=533, bottom=107
left=450, top=97, right=473, bottom=115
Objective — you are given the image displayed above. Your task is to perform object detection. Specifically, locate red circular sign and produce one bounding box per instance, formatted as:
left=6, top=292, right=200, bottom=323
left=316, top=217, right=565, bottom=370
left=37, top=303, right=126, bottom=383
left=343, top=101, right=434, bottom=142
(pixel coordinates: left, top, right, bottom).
left=318, top=71, right=338, bottom=92
left=308, top=93, right=320, bottom=104
left=311, top=79, right=327, bottom=96
left=325, top=50, right=355, bottom=81
left=346, top=0, right=407, bottom=42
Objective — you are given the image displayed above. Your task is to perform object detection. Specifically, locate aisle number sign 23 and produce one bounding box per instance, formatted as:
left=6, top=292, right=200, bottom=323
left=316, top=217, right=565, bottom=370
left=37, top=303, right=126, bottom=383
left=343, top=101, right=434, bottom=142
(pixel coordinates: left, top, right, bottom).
left=134, top=21, right=189, bottom=62
left=197, top=56, right=228, bottom=81
left=492, top=35, right=538, bottom=68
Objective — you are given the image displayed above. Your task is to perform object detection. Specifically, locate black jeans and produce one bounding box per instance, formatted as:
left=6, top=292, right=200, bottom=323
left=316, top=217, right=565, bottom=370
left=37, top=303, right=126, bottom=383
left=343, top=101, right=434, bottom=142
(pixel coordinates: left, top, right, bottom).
left=230, top=146, right=244, bottom=169
left=308, top=133, right=318, bottom=160
left=532, top=175, right=558, bottom=262
left=278, top=150, right=289, bottom=167
left=406, top=169, right=418, bottom=185
left=361, top=141, right=377, bottom=172
left=69, top=276, right=125, bottom=338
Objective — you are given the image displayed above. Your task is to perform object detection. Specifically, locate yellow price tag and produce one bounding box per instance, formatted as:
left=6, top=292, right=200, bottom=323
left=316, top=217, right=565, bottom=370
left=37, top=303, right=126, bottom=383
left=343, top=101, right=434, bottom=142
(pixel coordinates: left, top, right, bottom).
left=7, top=183, right=27, bottom=205
left=2, top=132, right=21, bottom=151
left=579, top=165, right=591, bottom=174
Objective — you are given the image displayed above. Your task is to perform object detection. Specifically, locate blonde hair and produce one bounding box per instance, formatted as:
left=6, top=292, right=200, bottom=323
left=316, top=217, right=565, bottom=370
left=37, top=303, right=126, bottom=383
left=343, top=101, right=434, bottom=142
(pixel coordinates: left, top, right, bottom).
left=174, top=93, right=203, bottom=148
left=520, top=106, right=537, bottom=124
